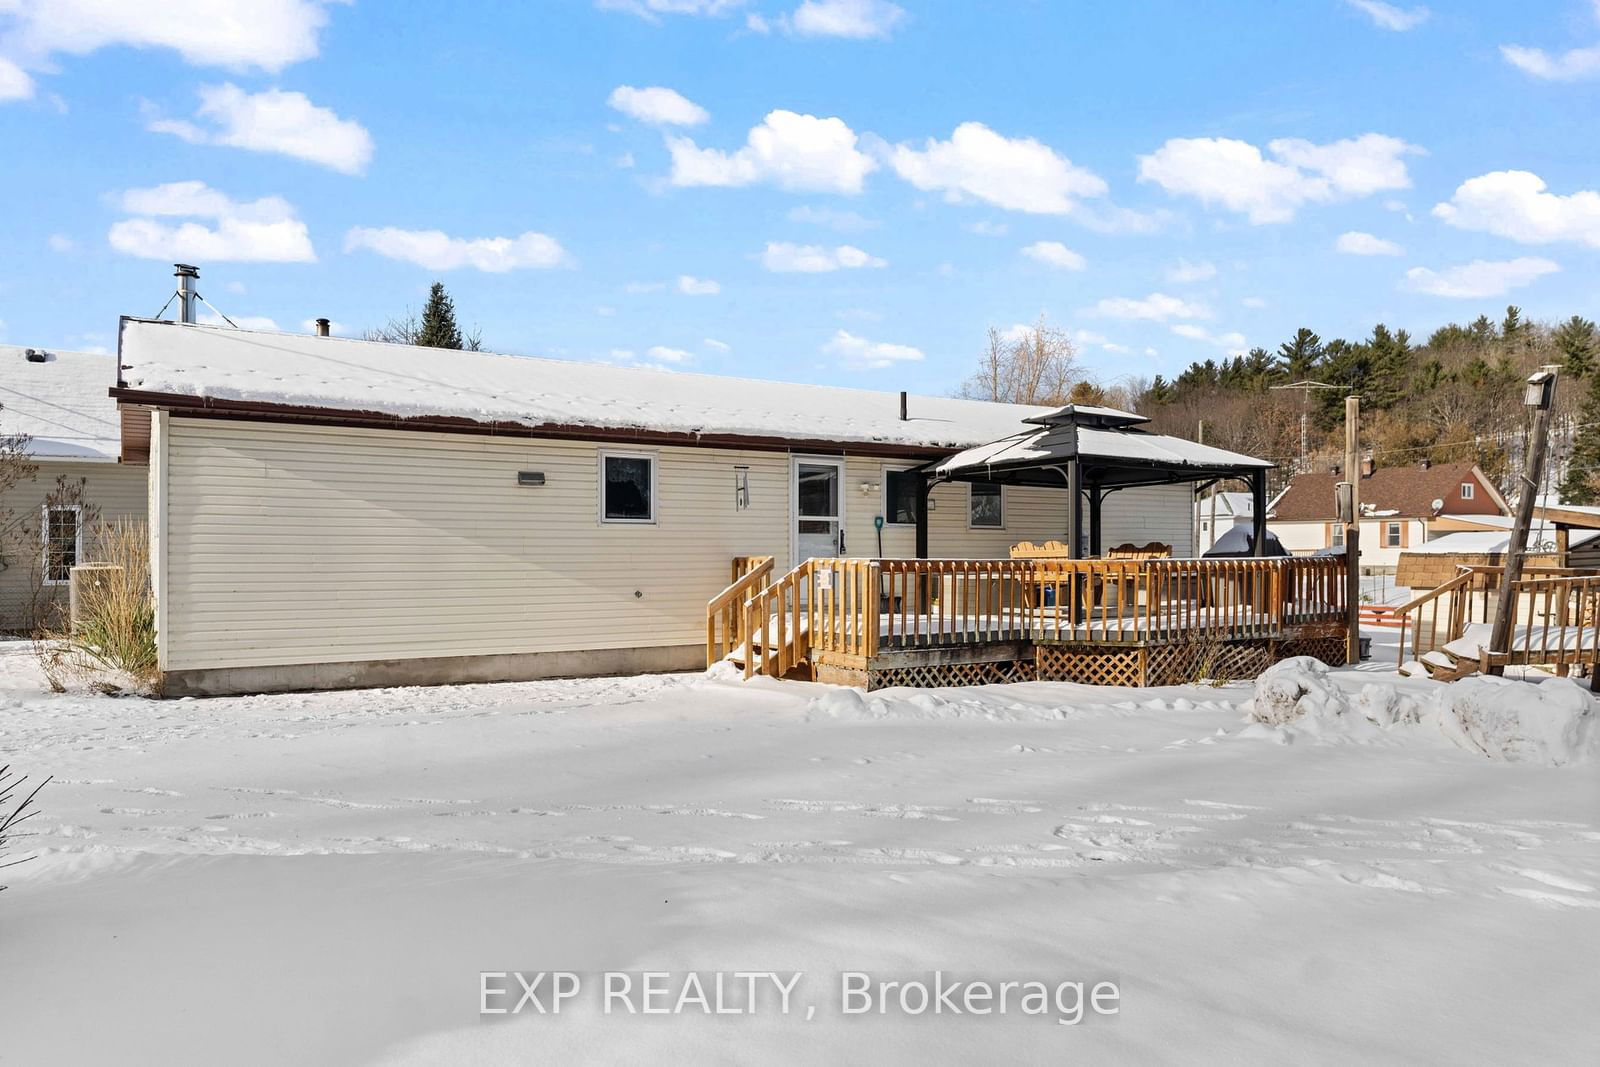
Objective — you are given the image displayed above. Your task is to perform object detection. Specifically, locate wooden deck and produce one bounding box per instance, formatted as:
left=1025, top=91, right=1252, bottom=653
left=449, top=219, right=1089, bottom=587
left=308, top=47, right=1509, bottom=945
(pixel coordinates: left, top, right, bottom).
left=708, top=556, right=1350, bottom=689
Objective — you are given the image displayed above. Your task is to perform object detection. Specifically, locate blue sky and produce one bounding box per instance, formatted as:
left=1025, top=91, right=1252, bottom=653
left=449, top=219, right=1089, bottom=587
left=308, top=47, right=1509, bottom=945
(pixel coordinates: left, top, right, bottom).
left=3, top=0, right=1599, bottom=394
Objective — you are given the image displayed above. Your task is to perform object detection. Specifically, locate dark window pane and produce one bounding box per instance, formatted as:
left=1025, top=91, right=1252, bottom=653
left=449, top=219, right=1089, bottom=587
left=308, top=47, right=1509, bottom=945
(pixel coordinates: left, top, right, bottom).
left=885, top=469, right=918, bottom=525
left=46, top=507, right=78, bottom=582
left=796, top=463, right=838, bottom=518
left=604, top=456, right=653, bottom=521
left=970, top=482, right=1003, bottom=528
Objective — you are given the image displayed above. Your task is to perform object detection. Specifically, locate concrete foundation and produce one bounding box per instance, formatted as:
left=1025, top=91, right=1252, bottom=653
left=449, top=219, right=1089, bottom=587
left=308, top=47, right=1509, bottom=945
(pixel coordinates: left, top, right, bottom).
left=161, top=643, right=705, bottom=698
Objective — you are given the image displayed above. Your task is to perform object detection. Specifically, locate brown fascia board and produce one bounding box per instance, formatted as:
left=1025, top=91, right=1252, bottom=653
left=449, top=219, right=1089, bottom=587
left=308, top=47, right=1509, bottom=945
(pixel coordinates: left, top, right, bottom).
left=107, top=387, right=955, bottom=460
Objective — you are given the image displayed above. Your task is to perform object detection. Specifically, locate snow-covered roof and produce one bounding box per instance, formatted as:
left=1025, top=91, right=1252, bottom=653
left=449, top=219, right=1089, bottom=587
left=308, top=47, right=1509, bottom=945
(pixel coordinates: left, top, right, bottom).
left=1406, top=528, right=1600, bottom=555
left=115, top=319, right=1054, bottom=450
left=1194, top=491, right=1254, bottom=518
left=931, top=417, right=1271, bottom=480
left=0, top=344, right=122, bottom=461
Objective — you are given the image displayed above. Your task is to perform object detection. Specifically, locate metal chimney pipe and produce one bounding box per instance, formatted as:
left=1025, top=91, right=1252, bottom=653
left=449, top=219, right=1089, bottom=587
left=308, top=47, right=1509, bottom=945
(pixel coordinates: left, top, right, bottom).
left=314, top=317, right=331, bottom=337
left=899, top=390, right=908, bottom=421
left=174, top=263, right=199, bottom=324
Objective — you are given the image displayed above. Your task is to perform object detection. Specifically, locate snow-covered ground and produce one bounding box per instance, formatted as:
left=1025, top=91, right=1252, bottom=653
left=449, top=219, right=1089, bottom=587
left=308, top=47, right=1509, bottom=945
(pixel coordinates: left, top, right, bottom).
left=2, top=639, right=1597, bottom=1065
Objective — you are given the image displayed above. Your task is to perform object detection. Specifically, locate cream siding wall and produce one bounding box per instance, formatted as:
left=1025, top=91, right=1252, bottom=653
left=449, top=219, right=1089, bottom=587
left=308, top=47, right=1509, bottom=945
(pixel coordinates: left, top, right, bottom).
left=0, top=460, right=148, bottom=631
left=1274, top=517, right=1424, bottom=570
left=161, top=418, right=1201, bottom=671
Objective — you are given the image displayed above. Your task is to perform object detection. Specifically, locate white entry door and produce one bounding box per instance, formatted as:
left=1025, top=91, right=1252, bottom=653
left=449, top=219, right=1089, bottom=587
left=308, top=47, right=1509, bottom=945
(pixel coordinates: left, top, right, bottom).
left=793, top=457, right=845, bottom=562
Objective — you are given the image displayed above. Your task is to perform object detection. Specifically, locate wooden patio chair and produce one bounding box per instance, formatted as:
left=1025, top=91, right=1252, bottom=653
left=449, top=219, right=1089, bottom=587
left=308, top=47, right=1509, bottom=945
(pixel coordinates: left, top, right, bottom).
left=1100, top=543, right=1171, bottom=608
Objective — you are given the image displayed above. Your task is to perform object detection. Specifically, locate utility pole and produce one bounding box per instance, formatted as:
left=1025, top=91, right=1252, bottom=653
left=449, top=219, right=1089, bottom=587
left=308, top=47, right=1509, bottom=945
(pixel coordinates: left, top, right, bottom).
left=1488, top=367, right=1560, bottom=675
left=1344, top=395, right=1361, bottom=664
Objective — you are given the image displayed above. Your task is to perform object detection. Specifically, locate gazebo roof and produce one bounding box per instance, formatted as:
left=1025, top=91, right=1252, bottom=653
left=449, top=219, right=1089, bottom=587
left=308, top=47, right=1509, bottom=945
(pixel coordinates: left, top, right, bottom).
left=926, top=406, right=1273, bottom=489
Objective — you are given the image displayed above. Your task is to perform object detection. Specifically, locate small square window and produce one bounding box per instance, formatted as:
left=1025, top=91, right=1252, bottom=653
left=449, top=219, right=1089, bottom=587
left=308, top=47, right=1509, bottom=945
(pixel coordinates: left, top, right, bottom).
left=1460, top=482, right=1475, bottom=500
left=600, top=452, right=656, bottom=523
left=883, top=468, right=918, bottom=526
left=969, top=482, right=1003, bottom=528
left=44, top=505, right=80, bottom=584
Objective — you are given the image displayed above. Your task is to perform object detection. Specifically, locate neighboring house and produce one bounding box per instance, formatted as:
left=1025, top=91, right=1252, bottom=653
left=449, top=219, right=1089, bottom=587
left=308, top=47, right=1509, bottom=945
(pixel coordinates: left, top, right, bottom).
left=1395, top=527, right=1600, bottom=591
left=113, top=319, right=1201, bottom=695
left=0, top=345, right=149, bottom=631
left=1269, top=459, right=1509, bottom=573
left=1194, top=491, right=1254, bottom=553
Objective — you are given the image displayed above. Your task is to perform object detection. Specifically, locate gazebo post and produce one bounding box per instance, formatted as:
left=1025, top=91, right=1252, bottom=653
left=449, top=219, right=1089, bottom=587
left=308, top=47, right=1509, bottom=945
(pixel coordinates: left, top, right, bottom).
left=1250, top=469, right=1268, bottom=556
left=1067, top=458, right=1084, bottom=560
left=1088, top=486, right=1103, bottom=558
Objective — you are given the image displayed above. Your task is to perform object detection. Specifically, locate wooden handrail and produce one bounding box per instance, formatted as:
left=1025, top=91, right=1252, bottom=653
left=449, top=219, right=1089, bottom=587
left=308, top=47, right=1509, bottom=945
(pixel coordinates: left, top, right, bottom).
left=1391, top=567, right=1476, bottom=666
left=706, top=556, right=775, bottom=666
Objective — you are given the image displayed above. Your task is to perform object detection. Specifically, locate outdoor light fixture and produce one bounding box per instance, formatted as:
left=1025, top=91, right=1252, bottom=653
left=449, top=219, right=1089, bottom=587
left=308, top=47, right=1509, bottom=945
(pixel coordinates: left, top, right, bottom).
left=1524, top=367, right=1558, bottom=410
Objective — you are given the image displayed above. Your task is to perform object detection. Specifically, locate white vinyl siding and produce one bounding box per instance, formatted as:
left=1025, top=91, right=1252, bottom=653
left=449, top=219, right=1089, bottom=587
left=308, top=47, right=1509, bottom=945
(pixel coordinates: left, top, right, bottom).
left=159, top=418, right=1201, bottom=671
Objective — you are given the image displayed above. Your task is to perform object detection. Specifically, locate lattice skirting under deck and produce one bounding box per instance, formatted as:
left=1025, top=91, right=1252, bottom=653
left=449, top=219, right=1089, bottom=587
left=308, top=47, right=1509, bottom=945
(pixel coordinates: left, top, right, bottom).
left=866, top=659, right=1034, bottom=690
left=1277, top=634, right=1350, bottom=668
left=1034, top=644, right=1143, bottom=687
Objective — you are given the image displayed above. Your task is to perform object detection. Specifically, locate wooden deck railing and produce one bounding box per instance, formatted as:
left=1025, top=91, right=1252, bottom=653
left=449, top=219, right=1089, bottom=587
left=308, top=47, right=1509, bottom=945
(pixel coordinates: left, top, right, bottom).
left=711, top=555, right=1351, bottom=680
left=1496, top=573, right=1600, bottom=672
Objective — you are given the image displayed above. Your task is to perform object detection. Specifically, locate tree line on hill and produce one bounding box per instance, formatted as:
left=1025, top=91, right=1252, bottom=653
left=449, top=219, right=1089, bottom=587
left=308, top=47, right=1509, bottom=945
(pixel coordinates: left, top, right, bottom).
left=961, top=310, right=1600, bottom=501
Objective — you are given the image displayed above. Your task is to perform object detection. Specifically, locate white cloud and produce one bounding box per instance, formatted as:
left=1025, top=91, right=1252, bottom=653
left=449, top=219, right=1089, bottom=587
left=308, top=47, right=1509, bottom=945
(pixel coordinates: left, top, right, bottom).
left=746, top=12, right=772, bottom=33
left=344, top=227, right=570, bottom=272
left=787, top=204, right=878, bottom=231
left=667, top=109, right=876, bottom=194
left=0, top=56, right=34, bottom=101
left=822, top=328, right=924, bottom=369
left=788, top=0, right=906, bottom=39
left=1501, top=42, right=1600, bottom=81
left=147, top=84, right=372, bottom=174
left=2, top=0, right=334, bottom=74
left=968, top=219, right=1008, bottom=236
left=595, top=0, right=746, bottom=20
left=1403, top=257, right=1560, bottom=299
left=1086, top=293, right=1211, bottom=322
left=1171, top=323, right=1248, bottom=352
left=704, top=337, right=731, bottom=352
left=760, top=241, right=885, bottom=272
left=108, top=180, right=316, bottom=262
left=199, top=310, right=280, bottom=331
left=1335, top=231, right=1404, bottom=256
left=1343, top=0, right=1429, bottom=31
left=1432, top=170, right=1600, bottom=248
left=607, top=85, right=709, bottom=126
left=46, top=233, right=73, bottom=252
left=645, top=344, right=694, bottom=363
left=1020, top=240, right=1086, bottom=271
left=1165, top=258, right=1217, bottom=283
left=1138, top=133, right=1421, bottom=223
left=677, top=274, right=721, bottom=294
left=890, top=122, right=1107, bottom=215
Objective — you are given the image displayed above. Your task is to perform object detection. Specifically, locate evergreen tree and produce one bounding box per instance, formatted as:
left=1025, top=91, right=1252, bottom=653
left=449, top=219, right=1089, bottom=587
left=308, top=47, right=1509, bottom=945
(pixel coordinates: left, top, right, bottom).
left=1554, top=315, right=1598, bottom=379
left=1364, top=324, right=1411, bottom=409
left=417, top=282, right=464, bottom=349
left=1275, top=328, right=1323, bottom=379
left=1561, top=372, right=1600, bottom=504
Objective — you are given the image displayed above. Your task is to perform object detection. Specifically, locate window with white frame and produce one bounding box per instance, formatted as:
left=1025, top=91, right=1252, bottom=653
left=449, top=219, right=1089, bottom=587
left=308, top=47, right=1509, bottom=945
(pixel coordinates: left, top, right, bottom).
left=43, top=505, right=81, bottom=585
left=1385, top=521, right=1403, bottom=547
left=969, top=481, right=1003, bottom=528
left=599, top=451, right=656, bottom=523
left=1460, top=481, right=1475, bottom=500
left=1331, top=523, right=1344, bottom=549
left=883, top=467, right=918, bottom=526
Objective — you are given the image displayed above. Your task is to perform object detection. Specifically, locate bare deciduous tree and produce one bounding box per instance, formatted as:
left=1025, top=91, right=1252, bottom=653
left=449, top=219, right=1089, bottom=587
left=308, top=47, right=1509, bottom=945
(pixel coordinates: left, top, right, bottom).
left=363, top=310, right=484, bottom=351
left=959, top=316, right=1080, bottom=405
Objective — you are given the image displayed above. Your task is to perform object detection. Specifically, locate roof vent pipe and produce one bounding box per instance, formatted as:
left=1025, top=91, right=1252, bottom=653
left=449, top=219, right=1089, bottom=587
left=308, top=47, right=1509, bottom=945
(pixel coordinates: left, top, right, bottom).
left=315, top=317, right=331, bottom=337
left=899, top=390, right=908, bottom=421
left=24, top=348, right=47, bottom=363
left=174, top=263, right=199, bottom=324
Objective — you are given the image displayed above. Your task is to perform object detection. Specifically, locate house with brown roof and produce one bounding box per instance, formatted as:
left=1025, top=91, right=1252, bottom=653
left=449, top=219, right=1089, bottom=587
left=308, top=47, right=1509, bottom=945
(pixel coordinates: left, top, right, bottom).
left=1268, top=459, right=1508, bottom=573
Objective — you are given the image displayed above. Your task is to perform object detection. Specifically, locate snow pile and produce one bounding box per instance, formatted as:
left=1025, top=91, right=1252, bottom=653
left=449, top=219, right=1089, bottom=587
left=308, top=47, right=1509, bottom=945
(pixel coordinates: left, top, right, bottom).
left=1353, top=682, right=1423, bottom=728
left=1247, top=657, right=1350, bottom=725
left=1434, top=676, right=1599, bottom=766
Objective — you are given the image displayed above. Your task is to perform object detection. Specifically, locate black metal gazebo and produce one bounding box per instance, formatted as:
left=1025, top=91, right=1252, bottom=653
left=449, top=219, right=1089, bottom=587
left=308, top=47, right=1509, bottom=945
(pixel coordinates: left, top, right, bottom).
left=911, top=404, right=1274, bottom=559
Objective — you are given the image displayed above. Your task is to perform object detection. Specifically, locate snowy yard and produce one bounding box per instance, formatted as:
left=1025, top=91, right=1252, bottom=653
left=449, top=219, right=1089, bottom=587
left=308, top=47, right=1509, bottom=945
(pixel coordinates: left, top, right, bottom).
left=2, top=639, right=1597, bottom=1065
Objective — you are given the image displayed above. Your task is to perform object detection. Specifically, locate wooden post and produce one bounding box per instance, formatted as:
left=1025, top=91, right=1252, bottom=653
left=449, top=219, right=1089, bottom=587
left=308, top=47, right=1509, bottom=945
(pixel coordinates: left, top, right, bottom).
left=1344, top=395, right=1361, bottom=664
left=1489, top=369, right=1559, bottom=674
